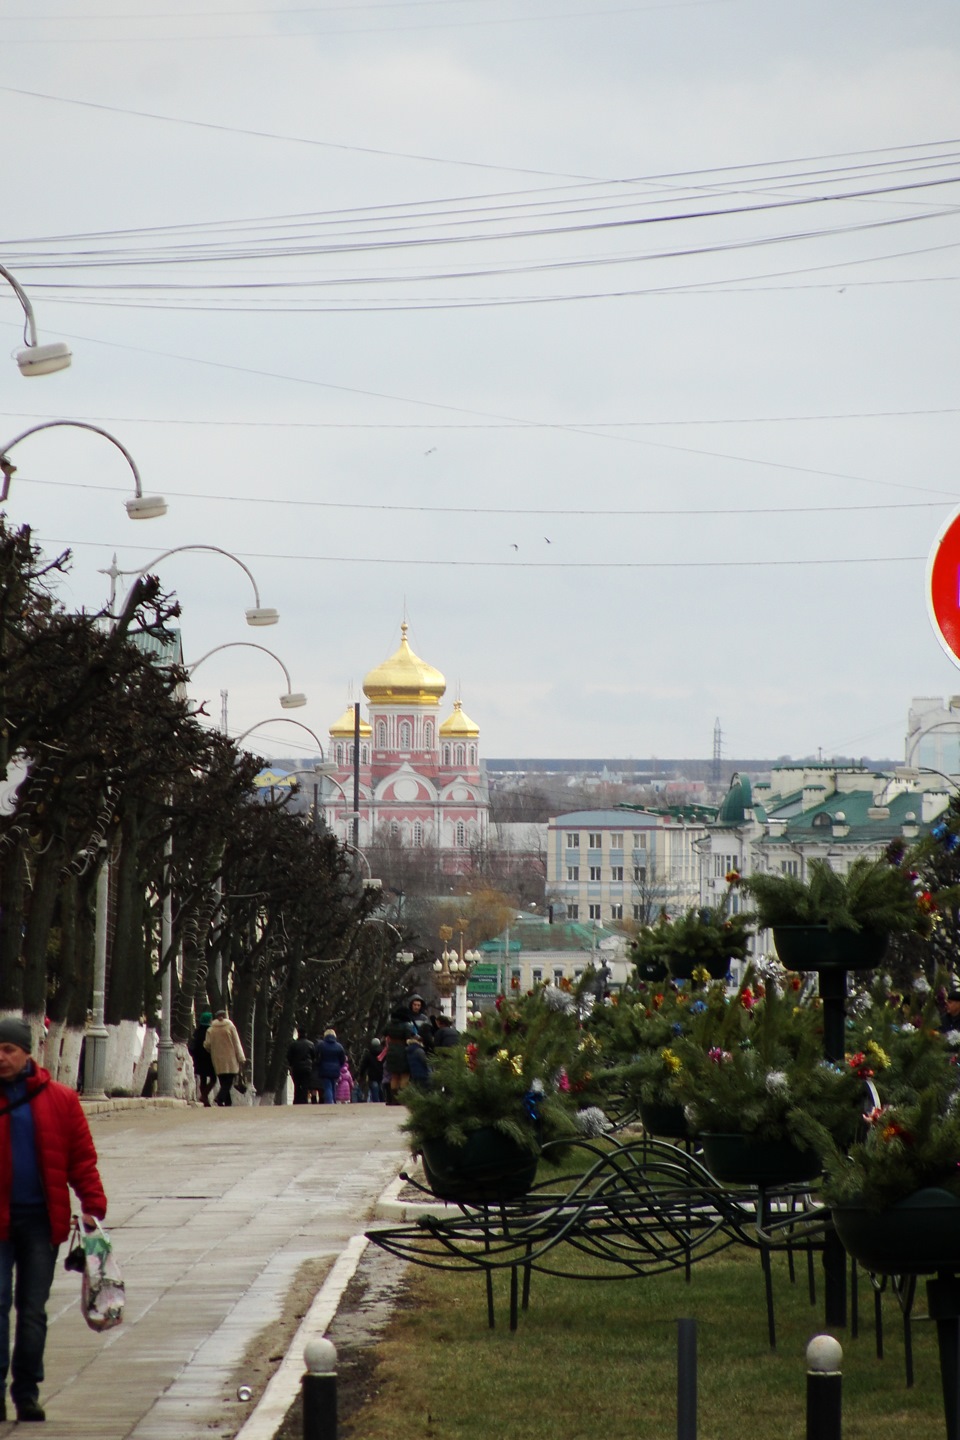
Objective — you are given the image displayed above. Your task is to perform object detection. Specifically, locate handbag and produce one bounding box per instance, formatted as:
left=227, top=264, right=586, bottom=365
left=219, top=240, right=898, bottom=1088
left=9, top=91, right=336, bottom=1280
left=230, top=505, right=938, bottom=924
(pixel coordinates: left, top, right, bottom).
left=235, top=1072, right=248, bottom=1095
left=70, top=1218, right=125, bottom=1332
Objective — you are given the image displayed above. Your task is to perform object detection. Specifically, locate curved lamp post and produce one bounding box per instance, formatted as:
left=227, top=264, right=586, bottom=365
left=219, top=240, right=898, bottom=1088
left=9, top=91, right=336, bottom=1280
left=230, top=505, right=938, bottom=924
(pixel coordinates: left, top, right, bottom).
left=186, top=642, right=306, bottom=708
left=235, top=716, right=325, bottom=755
left=107, top=544, right=277, bottom=624
left=0, top=420, right=166, bottom=519
left=0, top=263, right=72, bottom=376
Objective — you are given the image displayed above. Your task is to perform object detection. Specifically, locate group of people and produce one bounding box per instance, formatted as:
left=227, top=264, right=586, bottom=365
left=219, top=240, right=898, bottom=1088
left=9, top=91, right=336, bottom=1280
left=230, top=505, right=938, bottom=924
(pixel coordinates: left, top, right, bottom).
left=188, top=1010, right=248, bottom=1107
left=285, top=995, right=462, bottom=1107
left=285, top=1029, right=360, bottom=1106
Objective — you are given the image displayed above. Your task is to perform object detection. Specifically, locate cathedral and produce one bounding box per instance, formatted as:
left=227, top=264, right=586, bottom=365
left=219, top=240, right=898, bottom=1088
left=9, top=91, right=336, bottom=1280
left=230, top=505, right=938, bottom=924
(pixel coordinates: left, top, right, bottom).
left=322, top=623, right=489, bottom=860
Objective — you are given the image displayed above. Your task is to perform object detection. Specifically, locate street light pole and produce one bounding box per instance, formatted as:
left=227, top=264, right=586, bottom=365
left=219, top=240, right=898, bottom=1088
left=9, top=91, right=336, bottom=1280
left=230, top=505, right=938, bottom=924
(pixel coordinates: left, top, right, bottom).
left=0, top=420, right=165, bottom=518
left=82, top=852, right=110, bottom=1099
left=0, top=263, right=72, bottom=376
left=157, top=829, right=176, bottom=1097
left=186, top=642, right=306, bottom=709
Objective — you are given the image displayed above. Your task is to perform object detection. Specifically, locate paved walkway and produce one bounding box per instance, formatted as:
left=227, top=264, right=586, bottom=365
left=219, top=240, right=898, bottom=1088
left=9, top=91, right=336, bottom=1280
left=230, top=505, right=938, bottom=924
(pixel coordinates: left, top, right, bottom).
left=0, top=1103, right=409, bottom=1439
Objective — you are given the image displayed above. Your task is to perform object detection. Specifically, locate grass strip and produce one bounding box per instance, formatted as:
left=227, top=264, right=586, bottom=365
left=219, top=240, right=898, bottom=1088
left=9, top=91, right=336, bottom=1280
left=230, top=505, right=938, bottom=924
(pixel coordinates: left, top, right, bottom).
left=345, top=1242, right=944, bottom=1440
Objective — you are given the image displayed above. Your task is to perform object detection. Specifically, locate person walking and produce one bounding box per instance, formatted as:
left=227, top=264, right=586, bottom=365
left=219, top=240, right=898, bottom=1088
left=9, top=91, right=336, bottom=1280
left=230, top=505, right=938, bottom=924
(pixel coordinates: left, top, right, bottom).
left=314, top=1030, right=347, bottom=1105
left=286, top=1031, right=316, bottom=1106
left=383, top=1007, right=415, bottom=1103
left=432, top=1014, right=461, bottom=1049
left=0, top=1016, right=108, bottom=1422
left=204, top=1010, right=246, bottom=1107
left=358, top=1039, right=385, bottom=1102
left=335, top=1058, right=354, bottom=1104
left=188, top=1010, right=217, bottom=1107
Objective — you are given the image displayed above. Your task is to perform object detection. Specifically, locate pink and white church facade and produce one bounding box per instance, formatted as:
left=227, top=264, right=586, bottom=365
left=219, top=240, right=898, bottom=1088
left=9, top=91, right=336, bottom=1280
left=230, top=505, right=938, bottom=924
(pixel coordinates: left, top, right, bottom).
left=322, top=623, right=489, bottom=861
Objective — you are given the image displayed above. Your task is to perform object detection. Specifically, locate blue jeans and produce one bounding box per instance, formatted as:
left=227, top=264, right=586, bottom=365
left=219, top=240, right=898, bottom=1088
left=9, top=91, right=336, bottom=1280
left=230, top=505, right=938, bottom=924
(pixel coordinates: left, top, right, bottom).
left=0, top=1208, right=58, bottom=1406
left=320, top=1078, right=336, bottom=1105
left=367, top=1082, right=384, bottom=1103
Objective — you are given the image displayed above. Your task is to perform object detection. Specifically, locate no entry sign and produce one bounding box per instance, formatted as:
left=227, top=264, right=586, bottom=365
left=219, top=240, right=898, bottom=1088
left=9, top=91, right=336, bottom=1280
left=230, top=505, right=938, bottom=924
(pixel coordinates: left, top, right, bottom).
left=927, top=506, right=960, bottom=667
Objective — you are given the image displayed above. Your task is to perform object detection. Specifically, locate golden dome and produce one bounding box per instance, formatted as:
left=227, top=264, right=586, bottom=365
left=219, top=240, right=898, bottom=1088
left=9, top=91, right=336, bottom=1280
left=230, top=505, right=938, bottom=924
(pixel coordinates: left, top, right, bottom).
left=439, top=700, right=480, bottom=738
left=362, top=623, right=446, bottom=707
left=329, top=706, right=372, bottom=739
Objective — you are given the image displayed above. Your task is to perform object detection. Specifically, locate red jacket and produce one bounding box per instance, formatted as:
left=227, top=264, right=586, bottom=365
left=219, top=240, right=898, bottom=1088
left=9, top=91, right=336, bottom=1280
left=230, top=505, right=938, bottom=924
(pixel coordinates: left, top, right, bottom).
left=0, top=1064, right=107, bottom=1245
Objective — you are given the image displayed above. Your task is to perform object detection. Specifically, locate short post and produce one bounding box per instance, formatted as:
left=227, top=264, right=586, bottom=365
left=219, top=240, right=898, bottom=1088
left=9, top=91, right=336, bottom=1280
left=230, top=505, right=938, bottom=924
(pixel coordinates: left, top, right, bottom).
left=677, top=1318, right=697, bottom=1440
left=302, top=1337, right=337, bottom=1440
left=806, top=1334, right=842, bottom=1440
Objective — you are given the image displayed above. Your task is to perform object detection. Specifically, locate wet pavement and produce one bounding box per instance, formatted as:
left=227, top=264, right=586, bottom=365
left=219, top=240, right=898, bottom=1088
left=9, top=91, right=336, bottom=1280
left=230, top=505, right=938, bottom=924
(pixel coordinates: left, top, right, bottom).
left=0, top=1102, right=409, bottom=1440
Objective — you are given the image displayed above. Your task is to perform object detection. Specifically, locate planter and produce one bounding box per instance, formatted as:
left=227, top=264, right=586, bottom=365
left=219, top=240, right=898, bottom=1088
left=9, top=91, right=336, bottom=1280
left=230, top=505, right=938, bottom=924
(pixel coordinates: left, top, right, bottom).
left=832, top=1188, right=960, bottom=1275
left=772, top=925, right=888, bottom=972
left=635, top=958, right=669, bottom=984
left=700, top=1132, right=822, bottom=1187
left=667, top=954, right=730, bottom=982
left=640, top=1101, right=691, bottom=1140
left=420, top=1128, right=539, bottom=1203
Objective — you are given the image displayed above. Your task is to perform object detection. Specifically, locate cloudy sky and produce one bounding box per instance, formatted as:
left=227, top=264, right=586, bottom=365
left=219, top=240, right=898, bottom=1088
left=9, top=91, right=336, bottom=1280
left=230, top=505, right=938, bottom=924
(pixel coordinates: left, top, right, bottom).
left=2, top=0, right=959, bottom=764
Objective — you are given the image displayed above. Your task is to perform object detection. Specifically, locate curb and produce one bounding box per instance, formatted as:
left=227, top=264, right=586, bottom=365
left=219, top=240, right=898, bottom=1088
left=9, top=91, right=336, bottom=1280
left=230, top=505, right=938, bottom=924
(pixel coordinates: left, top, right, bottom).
left=228, top=1163, right=453, bottom=1440
left=81, top=1097, right=189, bottom=1115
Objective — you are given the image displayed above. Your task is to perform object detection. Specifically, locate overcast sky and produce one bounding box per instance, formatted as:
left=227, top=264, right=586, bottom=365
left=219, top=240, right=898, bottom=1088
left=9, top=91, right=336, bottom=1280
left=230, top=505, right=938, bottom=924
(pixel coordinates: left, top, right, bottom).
left=2, top=0, right=960, bottom=765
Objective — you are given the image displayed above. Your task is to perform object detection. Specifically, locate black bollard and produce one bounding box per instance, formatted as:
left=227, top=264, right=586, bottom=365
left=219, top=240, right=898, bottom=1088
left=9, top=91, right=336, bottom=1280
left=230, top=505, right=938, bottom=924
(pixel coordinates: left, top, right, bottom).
left=677, top=1318, right=697, bottom=1440
left=806, top=1335, right=842, bottom=1440
left=302, top=1337, right=338, bottom=1440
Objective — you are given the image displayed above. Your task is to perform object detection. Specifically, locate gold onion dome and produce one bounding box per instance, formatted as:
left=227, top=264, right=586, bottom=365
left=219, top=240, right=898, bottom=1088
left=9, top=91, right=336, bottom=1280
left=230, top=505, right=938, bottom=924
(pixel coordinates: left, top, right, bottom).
left=329, top=706, right=372, bottom=738
left=362, top=622, right=446, bottom=707
left=439, top=700, right=480, bottom=738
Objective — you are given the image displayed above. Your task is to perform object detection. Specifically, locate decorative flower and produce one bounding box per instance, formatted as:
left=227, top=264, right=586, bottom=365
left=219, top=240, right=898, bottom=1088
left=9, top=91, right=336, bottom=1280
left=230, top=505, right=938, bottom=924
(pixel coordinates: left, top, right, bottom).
left=765, top=1070, right=789, bottom=1095
left=661, top=1048, right=682, bottom=1074
left=725, top=869, right=741, bottom=885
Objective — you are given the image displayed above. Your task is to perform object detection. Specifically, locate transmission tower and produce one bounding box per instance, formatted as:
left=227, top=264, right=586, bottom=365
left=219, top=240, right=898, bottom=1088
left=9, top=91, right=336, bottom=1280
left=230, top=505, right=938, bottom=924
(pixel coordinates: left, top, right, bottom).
left=712, top=717, right=722, bottom=784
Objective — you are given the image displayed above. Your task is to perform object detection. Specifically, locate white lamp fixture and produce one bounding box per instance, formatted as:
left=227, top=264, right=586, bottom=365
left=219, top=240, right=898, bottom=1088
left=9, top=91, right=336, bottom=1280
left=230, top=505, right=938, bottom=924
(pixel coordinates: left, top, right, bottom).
left=186, top=642, right=305, bottom=709
left=110, top=546, right=277, bottom=627
left=246, top=606, right=280, bottom=627
left=0, top=420, right=165, bottom=518
left=1, top=264, right=72, bottom=377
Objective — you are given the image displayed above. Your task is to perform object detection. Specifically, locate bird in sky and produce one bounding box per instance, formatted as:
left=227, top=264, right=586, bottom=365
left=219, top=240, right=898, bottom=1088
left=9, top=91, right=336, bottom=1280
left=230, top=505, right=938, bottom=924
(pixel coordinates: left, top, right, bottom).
left=424, top=447, right=437, bottom=455
left=544, top=537, right=551, bottom=543
left=510, top=543, right=518, bottom=551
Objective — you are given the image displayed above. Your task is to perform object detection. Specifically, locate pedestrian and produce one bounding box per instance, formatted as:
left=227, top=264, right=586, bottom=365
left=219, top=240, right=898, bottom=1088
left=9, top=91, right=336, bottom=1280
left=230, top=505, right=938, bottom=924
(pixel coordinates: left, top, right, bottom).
left=407, top=994, right=433, bottom=1051
left=432, top=1014, right=461, bottom=1049
left=203, top=1009, right=246, bottom=1107
left=286, top=1031, right=316, bottom=1106
left=314, top=1029, right=347, bottom=1105
left=358, top=1038, right=385, bottom=1102
left=0, top=1015, right=108, bottom=1422
left=383, top=1007, right=415, bottom=1103
left=406, top=1032, right=431, bottom=1089
left=188, top=1010, right=217, bottom=1107
left=335, top=1059, right=354, bottom=1104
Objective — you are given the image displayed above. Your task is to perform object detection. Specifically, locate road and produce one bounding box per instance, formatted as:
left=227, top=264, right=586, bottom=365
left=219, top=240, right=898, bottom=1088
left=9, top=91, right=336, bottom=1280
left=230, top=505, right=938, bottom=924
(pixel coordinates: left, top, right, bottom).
left=3, top=1102, right=408, bottom=1440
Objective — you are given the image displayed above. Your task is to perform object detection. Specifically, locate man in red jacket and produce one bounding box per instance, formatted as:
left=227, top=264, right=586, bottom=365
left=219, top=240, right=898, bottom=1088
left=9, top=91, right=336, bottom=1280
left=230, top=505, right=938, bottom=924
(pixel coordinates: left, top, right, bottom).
left=0, top=1016, right=107, bottom=1423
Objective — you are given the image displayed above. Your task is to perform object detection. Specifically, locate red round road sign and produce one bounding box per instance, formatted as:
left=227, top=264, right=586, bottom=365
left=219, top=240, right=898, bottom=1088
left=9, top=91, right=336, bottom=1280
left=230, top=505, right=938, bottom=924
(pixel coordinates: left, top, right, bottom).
left=927, top=506, right=960, bottom=667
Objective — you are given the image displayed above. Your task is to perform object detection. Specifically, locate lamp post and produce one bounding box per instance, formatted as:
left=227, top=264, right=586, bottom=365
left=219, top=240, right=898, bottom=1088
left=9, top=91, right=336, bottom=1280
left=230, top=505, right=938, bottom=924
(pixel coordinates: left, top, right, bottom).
left=433, top=925, right=457, bottom=1018
left=186, top=642, right=306, bottom=708
left=0, top=263, right=72, bottom=376
left=106, top=544, right=278, bottom=623
left=452, top=916, right=481, bottom=1031
left=0, top=420, right=165, bottom=518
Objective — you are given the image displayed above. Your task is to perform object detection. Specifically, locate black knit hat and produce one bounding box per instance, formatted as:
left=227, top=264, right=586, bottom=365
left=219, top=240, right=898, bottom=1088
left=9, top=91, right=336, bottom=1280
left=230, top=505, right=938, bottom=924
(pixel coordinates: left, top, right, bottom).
left=0, top=1018, right=32, bottom=1052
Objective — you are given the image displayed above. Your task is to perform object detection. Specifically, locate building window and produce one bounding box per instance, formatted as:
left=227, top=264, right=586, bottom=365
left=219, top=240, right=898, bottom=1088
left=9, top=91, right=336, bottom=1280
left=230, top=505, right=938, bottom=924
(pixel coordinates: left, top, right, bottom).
left=566, top=866, right=579, bottom=882
left=413, top=822, right=423, bottom=847
left=611, top=903, right=623, bottom=921
left=469, top=745, right=477, bottom=765
left=424, top=721, right=434, bottom=747
left=399, top=721, right=411, bottom=750
left=589, top=866, right=601, bottom=882
left=588, top=832, right=602, bottom=848
left=511, top=967, right=521, bottom=987
left=567, top=904, right=579, bottom=920
left=335, top=743, right=343, bottom=766
left=574, top=967, right=584, bottom=979
left=391, top=822, right=400, bottom=837
left=532, top=968, right=543, bottom=984
left=376, top=721, right=386, bottom=748
left=610, top=866, right=624, bottom=882
left=456, top=821, right=466, bottom=847
left=553, top=968, right=564, bottom=985
left=812, top=813, right=831, bottom=829
left=442, top=744, right=450, bottom=765
left=634, top=866, right=646, bottom=884
left=566, top=832, right=580, bottom=849
left=361, top=744, right=369, bottom=764
left=588, top=903, right=601, bottom=920
left=633, top=904, right=643, bottom=921
left=633, top=834, right=646, bottom=850
left=610, top=832, right=623, bottom=848
left=780, top=859, right=799, bottom=876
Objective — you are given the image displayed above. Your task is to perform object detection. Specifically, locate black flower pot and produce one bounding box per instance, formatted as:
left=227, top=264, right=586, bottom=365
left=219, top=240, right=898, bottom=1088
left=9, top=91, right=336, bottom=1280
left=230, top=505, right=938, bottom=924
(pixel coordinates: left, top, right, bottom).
left=772, top=925, right=888, bottom=972
left=700, top=1132, right=822, bottom=1187
left=420, top=1128, right=539, bottom=1203
left=640, top=1101, right=691, bottom=1140
left=635, top=958, right=669, bottom=983
left=831, top=1188, right=960, bottom=1275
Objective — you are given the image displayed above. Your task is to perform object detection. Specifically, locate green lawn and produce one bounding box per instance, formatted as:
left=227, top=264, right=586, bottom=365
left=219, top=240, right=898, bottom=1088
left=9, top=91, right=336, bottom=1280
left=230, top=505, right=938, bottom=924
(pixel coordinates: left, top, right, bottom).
left=345, top=1242, right=946, bottom=1440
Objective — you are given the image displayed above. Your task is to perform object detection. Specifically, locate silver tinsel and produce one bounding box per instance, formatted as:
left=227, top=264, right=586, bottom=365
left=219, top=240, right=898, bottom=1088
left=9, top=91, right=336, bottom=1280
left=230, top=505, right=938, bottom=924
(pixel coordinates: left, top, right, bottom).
left=543, top=985, right=577, bottom=1013
left=574, top=1106, right=612, bottom=1136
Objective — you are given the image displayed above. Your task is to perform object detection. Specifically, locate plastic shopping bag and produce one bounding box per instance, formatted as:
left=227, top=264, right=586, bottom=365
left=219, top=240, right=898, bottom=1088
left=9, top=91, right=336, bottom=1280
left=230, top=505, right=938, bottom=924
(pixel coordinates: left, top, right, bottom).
left=76, top=1218, right=125, bottom=1332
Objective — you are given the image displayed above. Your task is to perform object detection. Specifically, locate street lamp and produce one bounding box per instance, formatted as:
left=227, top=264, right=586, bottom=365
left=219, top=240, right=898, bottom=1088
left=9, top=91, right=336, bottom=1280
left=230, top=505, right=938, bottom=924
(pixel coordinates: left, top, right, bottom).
left=186, top=641, right=306, bottom=708
left=433, top=925, right=458, bottom=1018
left=234, top=716, right=325, bottom=753
left=106, top=545, right=277, bottom=623
left=0, top=420, right=165, bottom=518
left=0, top=263, right=72, bottom=376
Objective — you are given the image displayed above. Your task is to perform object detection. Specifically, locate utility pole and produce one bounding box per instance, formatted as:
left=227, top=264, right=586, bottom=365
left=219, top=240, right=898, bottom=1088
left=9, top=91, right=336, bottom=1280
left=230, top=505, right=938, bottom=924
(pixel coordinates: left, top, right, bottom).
left=712, top=718, right=722, bottom=785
